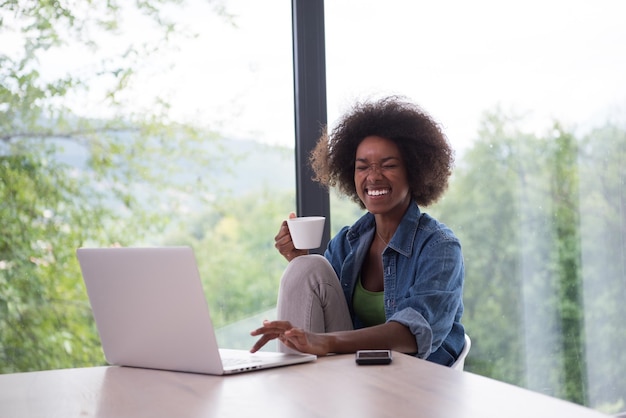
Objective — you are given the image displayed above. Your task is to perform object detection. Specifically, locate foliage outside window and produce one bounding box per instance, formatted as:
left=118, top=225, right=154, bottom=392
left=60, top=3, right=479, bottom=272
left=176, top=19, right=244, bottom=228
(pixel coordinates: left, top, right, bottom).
left=1, top=0, right=294, bottom=371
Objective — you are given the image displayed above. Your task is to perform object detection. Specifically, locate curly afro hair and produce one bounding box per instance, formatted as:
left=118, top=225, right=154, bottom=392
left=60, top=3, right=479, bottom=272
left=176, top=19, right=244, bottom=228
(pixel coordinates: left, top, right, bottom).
left=310, top=96, right=454, bottom=208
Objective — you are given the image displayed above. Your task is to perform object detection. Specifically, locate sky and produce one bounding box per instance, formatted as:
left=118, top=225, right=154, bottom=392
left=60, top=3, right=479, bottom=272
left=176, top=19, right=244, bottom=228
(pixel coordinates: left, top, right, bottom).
left=324, top=0, right=626, bottom=151
left=11, top=0, right=626, bottom=154
left=176, top=0, right=626, bottom=153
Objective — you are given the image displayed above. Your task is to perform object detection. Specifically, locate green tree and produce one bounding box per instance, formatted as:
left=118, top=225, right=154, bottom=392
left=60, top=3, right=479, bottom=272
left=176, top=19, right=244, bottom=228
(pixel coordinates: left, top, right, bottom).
left=576, top=122, right=626, bottom=412
left=548, top=125, right=587, bottom=405
left=0, top=147, right=103, bottom=371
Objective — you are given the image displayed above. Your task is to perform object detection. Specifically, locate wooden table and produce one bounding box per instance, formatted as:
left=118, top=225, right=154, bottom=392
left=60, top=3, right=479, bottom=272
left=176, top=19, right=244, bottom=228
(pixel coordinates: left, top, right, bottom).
left=0, top=352, right=608, bottom=418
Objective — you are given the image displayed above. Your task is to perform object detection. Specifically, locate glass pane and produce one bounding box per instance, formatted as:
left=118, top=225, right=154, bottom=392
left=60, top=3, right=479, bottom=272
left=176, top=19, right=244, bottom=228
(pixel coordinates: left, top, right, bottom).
left=1, top=0, right=294, bottom=371
left=326, top=0, right=626, bottom=414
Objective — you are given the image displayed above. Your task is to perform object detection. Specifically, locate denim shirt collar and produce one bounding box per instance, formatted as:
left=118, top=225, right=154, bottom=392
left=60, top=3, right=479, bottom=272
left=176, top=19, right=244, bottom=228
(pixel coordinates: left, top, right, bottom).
left=346, top=202, right=422, bottom=258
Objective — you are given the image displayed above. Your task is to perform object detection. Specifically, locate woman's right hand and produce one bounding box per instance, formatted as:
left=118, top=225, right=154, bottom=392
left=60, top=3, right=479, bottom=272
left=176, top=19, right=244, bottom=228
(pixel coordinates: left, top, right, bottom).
left=274, top=212, right=308, bottom=261
left=250, top=320, right=331, bottom=356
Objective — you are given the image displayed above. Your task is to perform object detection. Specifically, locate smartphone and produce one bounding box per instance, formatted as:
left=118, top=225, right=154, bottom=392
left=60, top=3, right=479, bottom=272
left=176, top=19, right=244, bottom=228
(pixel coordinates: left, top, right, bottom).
left=355, top=350, right=392, bottom=365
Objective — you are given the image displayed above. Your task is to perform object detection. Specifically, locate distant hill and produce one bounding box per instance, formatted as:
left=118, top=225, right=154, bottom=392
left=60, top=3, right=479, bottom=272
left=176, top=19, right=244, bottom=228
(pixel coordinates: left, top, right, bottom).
left=53, top=136, right=296, bottom=195
left=219, top=139, right=295, bottom=194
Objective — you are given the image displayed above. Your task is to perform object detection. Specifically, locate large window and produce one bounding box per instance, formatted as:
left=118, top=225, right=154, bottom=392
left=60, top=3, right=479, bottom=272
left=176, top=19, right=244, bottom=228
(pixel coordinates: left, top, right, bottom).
left=2, top=0, right=625, bottom=414
left=325, top=0, right=626, bottom=414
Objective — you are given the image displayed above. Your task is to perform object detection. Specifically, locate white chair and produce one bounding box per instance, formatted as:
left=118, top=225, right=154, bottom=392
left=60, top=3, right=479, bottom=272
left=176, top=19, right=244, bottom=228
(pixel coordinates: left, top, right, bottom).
left=450, top=333, right=471, bottom=371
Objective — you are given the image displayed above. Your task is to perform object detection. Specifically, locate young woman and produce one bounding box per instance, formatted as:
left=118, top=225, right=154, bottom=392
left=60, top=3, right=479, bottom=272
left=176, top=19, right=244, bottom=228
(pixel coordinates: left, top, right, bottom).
left=250, top=96, right=465, bottom=366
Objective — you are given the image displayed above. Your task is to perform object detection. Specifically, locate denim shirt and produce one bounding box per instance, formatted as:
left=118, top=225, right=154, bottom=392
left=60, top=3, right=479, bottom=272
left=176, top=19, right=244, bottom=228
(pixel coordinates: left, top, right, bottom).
left=324, top=202, right=465, bottom=365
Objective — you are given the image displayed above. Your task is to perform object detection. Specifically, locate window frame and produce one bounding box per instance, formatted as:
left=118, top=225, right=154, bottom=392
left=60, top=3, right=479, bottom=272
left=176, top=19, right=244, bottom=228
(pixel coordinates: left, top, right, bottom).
left=292, top=0, right=331, bottom=253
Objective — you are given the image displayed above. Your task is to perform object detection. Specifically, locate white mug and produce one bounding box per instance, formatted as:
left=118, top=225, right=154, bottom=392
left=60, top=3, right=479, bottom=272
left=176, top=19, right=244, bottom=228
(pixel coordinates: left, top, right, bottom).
left=287, top=216, right=326, bottom=249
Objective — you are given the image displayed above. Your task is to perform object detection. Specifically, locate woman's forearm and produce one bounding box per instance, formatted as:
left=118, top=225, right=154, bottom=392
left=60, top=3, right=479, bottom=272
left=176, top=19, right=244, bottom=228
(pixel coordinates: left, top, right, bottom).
left=326, top=321, right=418, bottom=354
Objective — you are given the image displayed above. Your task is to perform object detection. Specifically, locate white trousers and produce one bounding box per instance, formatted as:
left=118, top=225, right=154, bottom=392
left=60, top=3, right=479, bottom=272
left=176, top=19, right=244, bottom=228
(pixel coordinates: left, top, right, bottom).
left=276, top=255, right=354, bottom=352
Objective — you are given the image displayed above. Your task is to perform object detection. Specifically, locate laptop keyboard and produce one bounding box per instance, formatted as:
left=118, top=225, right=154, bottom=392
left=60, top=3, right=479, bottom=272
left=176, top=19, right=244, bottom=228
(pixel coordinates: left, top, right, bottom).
left=222, top=356, right=261, bottom=367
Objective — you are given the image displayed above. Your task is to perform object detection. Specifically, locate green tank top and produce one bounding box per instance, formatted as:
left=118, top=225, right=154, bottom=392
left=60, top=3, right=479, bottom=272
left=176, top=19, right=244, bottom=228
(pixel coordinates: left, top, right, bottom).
left=352, top=275, right=385, bottom=327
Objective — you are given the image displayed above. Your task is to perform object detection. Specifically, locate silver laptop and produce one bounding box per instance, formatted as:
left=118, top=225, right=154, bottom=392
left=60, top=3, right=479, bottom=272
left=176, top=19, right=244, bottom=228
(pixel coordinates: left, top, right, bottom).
left=76, top=246, right=316, bottom=375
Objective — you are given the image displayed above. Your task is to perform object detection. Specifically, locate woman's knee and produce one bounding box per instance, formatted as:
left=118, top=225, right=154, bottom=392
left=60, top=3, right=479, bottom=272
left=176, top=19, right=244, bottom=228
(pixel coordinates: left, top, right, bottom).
left=280, top=254, right=335, bottom=288
left=287, top=254, right=329, bottom=270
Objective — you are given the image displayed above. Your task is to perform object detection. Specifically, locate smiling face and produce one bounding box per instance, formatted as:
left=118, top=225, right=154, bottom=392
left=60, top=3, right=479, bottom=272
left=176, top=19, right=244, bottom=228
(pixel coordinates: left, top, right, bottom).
left=354, top=136, right=411, bottom=217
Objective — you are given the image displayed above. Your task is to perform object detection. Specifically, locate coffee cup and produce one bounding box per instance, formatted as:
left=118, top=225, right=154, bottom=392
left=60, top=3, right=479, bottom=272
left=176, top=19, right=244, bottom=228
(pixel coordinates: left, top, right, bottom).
left=287, top=216, right=326, bottom=249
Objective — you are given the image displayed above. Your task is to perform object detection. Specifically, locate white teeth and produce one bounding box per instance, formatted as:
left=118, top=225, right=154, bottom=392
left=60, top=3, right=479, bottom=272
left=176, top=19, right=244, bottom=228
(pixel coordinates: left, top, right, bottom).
left=367, top=189, right=389, bottom=196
